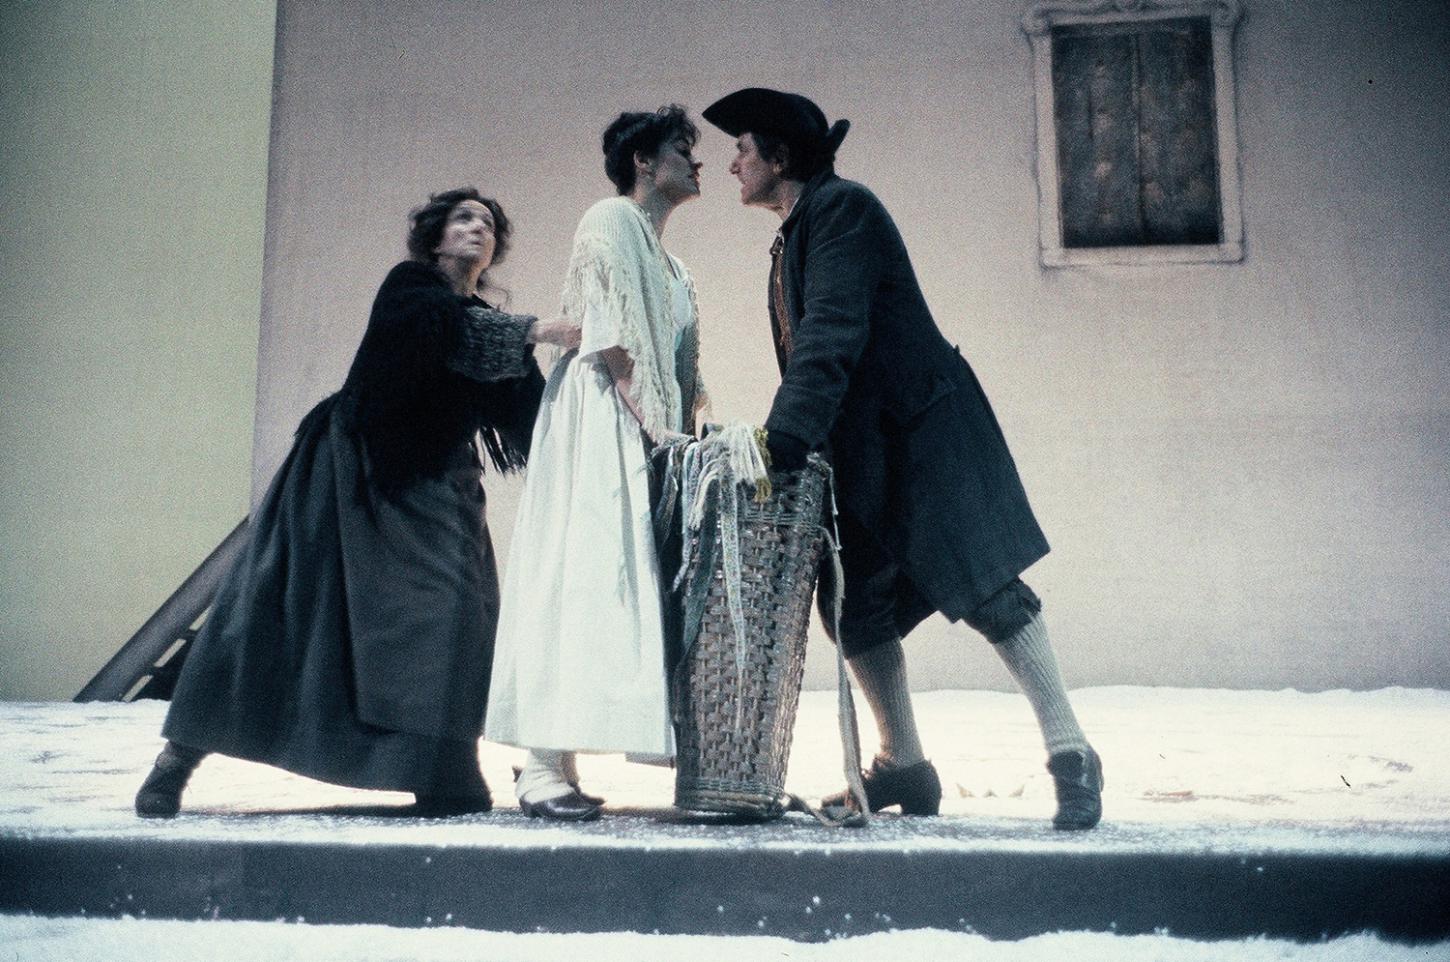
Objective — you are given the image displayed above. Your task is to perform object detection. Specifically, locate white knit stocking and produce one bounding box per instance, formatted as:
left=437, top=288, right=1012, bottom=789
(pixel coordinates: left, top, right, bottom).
left=515, top=749, right=574, bottom=804
left=994, top=613, right=1089, bottom=756
left=848, top=640, right=927, bottom=767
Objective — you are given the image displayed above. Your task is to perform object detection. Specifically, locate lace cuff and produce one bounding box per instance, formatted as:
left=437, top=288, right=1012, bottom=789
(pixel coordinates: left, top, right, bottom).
left=450, top=305, right=536, bottom=382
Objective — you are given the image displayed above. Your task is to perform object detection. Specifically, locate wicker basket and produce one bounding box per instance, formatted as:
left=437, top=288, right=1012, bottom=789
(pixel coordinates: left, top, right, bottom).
left=672, top=459, right=829, bottom=818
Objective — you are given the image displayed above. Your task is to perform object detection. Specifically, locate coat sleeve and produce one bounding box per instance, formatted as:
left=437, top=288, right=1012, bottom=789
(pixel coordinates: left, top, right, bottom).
left=764, top=187, right=887, bottom=449
left=449, top=305, right=538, bottom=382
left=373, top=262, right=538, bottom=384
left=370, top=261, right=460, bottom=372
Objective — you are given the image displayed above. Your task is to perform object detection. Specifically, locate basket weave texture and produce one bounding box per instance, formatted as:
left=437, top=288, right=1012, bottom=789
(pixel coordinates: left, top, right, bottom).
left=672, top=461, right=828, bottom=817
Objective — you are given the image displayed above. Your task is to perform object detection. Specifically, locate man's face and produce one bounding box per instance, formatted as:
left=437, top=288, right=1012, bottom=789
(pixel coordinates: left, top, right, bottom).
left=728, top=133, right=781, bottom=208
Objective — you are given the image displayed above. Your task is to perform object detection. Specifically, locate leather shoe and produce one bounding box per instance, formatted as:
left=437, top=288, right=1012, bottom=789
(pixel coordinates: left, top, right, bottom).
left=135, top=742, right=206, bottom=819
left=512, top=765, right=604, bottom=806
left=519, top=790, right=602, bottom=821
left=413, top=790, right=493, bottom=817
left=823, top=756, right=941, bottom=815
left=1047, top=746, right=1104, bottom=831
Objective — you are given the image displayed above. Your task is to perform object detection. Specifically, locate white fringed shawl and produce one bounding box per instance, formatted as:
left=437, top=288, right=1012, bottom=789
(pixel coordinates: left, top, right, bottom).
left=560, top=196, right=704, bottom=441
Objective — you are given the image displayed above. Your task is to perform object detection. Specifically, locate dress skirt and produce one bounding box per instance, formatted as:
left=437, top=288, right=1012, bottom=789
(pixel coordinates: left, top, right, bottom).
left=162, top=393, right=498, bottom=794
left=484, top=350, right=675, bottom=758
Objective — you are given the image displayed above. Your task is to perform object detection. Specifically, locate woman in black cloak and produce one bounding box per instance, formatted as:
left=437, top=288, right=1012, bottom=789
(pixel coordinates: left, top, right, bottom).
left=134, top=188, right=579, bottom=817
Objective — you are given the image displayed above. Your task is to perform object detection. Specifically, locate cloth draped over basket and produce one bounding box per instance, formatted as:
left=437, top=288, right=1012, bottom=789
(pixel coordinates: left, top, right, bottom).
left=653, top=424, right=869, bottom=825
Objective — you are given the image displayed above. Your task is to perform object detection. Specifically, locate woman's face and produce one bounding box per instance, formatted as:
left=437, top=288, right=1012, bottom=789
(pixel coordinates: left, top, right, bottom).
left=643, top=136, right=702, bottom=204
left=434, top=200, right=498, bottom=268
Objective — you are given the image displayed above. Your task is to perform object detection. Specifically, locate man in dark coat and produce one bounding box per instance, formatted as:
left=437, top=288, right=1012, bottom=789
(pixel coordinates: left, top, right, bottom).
left=703, top=89, right=1103, bottom=829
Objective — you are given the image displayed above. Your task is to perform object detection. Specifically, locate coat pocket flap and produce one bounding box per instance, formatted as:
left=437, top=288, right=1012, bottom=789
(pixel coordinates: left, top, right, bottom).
left=885, top=371, right=958, bottom=421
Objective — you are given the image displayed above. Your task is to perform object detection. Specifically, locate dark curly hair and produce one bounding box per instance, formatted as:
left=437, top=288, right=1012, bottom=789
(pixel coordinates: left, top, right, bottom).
left=406, top=188, right=512, bottom=267
left=602, top=105, right=700, bottom=195
left=749, top=129, right=840, bottom=182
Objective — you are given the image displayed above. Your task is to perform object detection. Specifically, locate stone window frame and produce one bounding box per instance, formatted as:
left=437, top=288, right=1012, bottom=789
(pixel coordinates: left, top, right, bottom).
left=1022, top=0, right=1245, bottom=267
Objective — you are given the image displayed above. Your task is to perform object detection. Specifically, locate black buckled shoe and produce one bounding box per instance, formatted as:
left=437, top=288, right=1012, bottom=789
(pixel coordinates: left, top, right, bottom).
left=512, top=765, right=604, bottom=807
left=135, top=742, right=207, bottom=819
left=413, top=789, right=493, bottom=817
left=823, top=756, right=942, bottom=815
left=519, top=790, right=602, bottom=822
left=1047, top=746, right=1103, bottom=831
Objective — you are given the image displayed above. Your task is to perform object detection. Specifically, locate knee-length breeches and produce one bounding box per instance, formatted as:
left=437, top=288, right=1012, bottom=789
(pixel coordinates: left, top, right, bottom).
left=819, top=509, right=1043, bottom=657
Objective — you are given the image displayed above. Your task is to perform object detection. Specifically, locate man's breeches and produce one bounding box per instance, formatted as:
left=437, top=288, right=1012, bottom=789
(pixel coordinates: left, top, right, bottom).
left=818, top=509, right=1042, bottom=658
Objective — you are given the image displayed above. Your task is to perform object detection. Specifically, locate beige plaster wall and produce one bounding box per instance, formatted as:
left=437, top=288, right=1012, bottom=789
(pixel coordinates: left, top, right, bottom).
left=252, top=0, right=1448, bottom=693
left=3, top=0, right=1444, bottom=700
left=0, top=1, right=277, bottom=700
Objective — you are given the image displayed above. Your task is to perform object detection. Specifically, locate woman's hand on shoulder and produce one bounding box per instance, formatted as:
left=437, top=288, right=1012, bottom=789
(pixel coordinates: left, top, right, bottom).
left=527, top=316, right=582, bottom=351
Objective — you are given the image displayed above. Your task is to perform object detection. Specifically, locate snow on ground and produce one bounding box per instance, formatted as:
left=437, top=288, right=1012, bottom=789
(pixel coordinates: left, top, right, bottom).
left=3, top=687, right=1448, bottom=853
left=4, top=688, right=1450, bottom=959
left=2, top=915, right=1447, bottom=962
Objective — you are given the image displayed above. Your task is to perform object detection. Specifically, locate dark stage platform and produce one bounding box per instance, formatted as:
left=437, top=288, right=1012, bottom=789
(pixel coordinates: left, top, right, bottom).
left=3, top=694, right=1448, bottom=942
left=4, top=818, right=1450, bottom=942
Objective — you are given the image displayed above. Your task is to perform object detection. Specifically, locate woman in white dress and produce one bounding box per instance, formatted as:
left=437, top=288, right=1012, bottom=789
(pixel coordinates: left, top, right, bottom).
left=485, top=106, right=707, bottom=820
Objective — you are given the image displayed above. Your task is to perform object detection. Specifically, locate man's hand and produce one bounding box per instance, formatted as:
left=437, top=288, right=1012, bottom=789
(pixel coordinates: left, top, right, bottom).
left=528, top=317, right=582, bottom=351
left=766, top=430, right=810, bottom=472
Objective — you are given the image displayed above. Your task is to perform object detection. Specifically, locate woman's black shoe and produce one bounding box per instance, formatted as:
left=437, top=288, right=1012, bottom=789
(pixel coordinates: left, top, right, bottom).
left=1047, top=746, right=1103, bottom=831
left=512, top=765, right=605, bottom=806
left=134, top=742, right=207, bottom=819
left=823, top=756, right=942, bottom=815
left=413, top=790, right=493, bottom=817
left=519, top=790, right=602, bottom=821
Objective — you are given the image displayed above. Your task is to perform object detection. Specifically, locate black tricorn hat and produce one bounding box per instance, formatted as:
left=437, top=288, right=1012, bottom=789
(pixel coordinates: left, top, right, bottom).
left=703, top=87, right=850, bottom=153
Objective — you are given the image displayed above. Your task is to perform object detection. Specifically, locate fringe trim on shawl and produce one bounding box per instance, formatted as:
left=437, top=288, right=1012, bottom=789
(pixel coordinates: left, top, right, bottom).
left=479, top=425, right=529, bottom=474
left=559, top=198, right=686, bottom=442
left=676, top=269, right=710, bottom=432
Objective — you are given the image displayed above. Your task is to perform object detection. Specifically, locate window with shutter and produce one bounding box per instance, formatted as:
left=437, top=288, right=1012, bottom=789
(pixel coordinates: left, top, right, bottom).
left=1024, top=0, right=1244, bottom=266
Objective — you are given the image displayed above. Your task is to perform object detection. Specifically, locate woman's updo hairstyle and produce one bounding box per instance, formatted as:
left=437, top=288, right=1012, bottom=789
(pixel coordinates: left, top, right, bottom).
left=406, top=187, right=512, bottom=266
left=601, top=104, right=700, bottom=195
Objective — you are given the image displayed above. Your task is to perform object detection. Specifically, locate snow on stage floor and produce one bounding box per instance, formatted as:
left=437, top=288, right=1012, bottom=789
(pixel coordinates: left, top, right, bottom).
left=3, top=687, right=1449, bottom=959
left=4, top=687, right=1448, bottom=849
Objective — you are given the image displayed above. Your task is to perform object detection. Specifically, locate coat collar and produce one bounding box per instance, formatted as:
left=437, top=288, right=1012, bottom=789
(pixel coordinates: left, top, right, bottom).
left=779, top=167, right=836, bottom=235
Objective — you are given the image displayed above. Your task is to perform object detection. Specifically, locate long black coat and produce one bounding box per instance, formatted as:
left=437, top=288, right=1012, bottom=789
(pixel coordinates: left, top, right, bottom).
left=162, top=262, right=544, bottom=793
left=765, top=171, right=1049, bottom=632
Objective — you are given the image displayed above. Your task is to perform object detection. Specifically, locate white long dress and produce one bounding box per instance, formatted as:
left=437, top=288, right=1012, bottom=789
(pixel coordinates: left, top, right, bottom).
left=484, top=260, right=695, bottom=758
